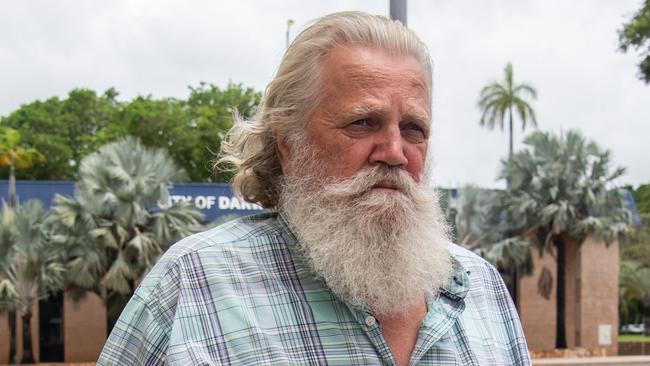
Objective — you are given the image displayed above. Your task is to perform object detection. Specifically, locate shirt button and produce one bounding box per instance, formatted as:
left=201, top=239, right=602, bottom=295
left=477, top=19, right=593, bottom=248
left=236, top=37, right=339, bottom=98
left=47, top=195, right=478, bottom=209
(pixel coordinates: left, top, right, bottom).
left=365, top=316, right=376, bottom=327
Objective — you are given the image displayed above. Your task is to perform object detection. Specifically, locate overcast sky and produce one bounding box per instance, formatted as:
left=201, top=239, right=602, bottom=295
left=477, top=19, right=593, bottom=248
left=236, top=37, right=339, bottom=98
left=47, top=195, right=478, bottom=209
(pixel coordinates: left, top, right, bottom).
left=1, top=0, right=648, bottom=188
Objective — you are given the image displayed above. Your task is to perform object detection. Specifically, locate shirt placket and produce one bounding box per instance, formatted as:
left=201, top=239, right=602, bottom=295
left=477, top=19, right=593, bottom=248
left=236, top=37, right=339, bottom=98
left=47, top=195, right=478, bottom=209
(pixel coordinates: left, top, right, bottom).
left=411, top=267, right=472, bottom=365
left=352, top=307, right=397, bottom=365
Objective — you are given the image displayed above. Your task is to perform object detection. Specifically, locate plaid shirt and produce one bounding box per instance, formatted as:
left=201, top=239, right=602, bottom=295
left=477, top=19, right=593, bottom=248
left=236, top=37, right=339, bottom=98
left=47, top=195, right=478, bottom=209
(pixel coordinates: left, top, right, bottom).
left=99, top=213, right=531, bottom=365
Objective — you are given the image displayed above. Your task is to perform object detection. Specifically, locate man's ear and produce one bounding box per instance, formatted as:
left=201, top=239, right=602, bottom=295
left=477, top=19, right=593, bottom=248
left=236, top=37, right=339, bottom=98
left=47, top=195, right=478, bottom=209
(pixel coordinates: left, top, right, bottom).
left=275, top=133, right=290, bottom=174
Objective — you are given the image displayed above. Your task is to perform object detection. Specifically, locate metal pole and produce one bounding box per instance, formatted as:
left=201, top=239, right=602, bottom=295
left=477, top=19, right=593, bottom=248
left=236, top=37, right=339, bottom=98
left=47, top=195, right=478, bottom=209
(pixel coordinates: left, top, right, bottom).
left=286, top=19, right=295, bottom=49
left=390, top=0, right=407, bottom=26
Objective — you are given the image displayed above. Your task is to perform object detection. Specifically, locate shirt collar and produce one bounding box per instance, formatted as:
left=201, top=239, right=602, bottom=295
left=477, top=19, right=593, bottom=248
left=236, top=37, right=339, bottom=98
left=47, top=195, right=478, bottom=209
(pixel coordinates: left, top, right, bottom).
left=440, top=253, right=471, bottom=301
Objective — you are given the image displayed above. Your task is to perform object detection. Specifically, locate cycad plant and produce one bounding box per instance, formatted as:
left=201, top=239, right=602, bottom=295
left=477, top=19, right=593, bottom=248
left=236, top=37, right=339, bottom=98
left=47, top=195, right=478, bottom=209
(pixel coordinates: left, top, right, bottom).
left=500, top=130, right=631, bottom=348
left=456, top=185, right=532, bottom=272
left=48, top=137, right=203, bottom=324
left=455, top=185, right=532, bottom=303
left=0, top=200, right=66, bottom=364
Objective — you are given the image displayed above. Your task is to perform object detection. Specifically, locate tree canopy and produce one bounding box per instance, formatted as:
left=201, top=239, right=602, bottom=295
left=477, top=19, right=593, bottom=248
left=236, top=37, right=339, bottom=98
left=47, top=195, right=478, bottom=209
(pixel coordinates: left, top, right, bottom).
left=619, top=0, right=650, bottom=83
left=0, top=83, right=261, bottom=182
left=633, top=183, right=650, bottom=214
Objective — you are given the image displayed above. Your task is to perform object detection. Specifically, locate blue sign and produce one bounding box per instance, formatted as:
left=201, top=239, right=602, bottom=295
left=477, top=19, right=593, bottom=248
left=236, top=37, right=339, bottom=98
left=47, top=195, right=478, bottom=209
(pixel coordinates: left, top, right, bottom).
left=0, top=181, right=642, bottom=226
left=0, top=180, right=264, bottom=222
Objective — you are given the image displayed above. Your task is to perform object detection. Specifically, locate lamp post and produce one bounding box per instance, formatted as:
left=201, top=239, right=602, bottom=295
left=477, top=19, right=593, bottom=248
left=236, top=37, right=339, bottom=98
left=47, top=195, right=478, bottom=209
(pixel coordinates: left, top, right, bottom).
left=286, top=19, right=295, bottom=49
left=449, top=188, right=458, bottom=241
left=390, top=0, right=407, bottom=26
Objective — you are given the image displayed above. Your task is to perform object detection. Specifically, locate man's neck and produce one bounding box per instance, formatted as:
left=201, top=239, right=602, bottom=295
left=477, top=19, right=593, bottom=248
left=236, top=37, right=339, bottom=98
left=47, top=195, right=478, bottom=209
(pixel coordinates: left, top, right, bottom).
left=376, top=298, right=428, bottom=366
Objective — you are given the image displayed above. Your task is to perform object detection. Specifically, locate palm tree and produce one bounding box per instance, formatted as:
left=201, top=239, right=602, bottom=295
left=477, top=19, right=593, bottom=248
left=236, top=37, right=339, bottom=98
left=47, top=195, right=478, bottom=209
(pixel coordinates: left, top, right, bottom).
left=620, top=212, right=650, bottom=335
left=0, top=127, right=44, bottom=208
left=478, top=63, right=538, bottom=159
left=47, top=137, right=204, bottom=327
left=454, top=185, right=532, bottom=303
left=0, top=200, right=66, bottom=364
left=619, top=259, right=650, bottom=332
left=0, top=201, right=18, bottom=363
left=500, top=130, right=631, bottom=348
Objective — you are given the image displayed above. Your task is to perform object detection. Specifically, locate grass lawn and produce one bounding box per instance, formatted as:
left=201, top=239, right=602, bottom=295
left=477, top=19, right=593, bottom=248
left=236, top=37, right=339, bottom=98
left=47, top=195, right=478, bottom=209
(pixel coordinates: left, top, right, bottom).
left=619, top=334, right=650, bottom=342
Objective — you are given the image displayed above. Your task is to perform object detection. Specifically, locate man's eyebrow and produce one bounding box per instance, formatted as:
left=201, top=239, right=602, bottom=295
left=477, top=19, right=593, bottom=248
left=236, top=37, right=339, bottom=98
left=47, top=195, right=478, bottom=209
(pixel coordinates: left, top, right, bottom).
left=329, top=104, right=388, bottom=120
left=348, top=104, right=388, bottom=117
left=402, top=107, right=431, bottom=124
left=330, top=104, right=430, bottom=123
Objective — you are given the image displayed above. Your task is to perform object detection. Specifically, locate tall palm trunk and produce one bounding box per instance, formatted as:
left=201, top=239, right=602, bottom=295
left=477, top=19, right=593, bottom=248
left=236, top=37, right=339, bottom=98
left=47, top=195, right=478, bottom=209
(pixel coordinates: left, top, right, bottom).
left=641, top=294, right=650, bottom=336
left=508, top=106, right=514, bottom=160
left=8, top=164, right=16, bottom=208
left=8, top=310, right=16, bottom=363
left=505, top=107, right=517, bottom=305
left=555, top=237, right=567, bottom=348
left=21, top=312, right=35, bottom=364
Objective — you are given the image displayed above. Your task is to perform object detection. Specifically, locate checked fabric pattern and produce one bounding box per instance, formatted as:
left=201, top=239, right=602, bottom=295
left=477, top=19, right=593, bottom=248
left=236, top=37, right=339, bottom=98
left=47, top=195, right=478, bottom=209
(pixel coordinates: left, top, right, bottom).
left=98, top=212, right=531, bottom=365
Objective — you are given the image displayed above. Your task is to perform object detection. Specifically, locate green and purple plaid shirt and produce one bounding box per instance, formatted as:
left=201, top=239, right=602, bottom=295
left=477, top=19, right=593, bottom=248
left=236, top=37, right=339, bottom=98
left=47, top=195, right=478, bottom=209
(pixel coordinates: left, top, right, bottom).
left=99, top=212, right=530, bottom=365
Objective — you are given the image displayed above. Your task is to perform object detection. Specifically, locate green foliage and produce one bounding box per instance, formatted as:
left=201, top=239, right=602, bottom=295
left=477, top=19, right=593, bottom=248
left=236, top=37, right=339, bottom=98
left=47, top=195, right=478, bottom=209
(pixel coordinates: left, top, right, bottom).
left=0, top=83, right=262, bottom=182
left=478, top=63, right=538, bottom=157
left=620, top=213, right=650, bottom=325
left=620, top=259, right=650, bottom=325
left=634, top=184, right=650, bottom=214
left=121, top=82, right=260, bottom=182
left=0, top=127, right=44, bottom=170
left=1, top=88, right=118, bottom=179
left=624, top=213, right=650, bottom=264
left=619, top=0, right=650, bottom=83
left=0, top=127, right=45, bottom=206
left=47, top=138, right=204, bottom=305
left=618, top=334, right=650, bottom=342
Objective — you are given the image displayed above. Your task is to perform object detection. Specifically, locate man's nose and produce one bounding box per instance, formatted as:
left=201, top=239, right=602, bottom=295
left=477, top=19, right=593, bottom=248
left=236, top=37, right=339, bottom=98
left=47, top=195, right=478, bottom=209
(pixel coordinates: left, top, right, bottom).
left=368, top=125, right=408, bottom=167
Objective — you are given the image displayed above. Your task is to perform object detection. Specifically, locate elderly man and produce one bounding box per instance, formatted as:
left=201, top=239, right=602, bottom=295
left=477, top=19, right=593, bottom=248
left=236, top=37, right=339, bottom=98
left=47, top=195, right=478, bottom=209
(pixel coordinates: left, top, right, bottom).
left=99, top=11, right=530, bottom=365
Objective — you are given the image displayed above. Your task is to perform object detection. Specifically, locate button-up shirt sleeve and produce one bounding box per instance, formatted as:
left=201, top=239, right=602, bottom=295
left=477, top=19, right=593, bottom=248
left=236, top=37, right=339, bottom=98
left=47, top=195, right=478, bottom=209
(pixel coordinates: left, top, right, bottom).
left=98, top=252, right=182, bottom=365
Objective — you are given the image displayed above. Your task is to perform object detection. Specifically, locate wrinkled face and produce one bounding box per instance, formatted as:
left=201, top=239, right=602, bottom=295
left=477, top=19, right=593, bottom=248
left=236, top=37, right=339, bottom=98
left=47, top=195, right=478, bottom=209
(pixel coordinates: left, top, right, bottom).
left=278, top=45, right=431, bottom=188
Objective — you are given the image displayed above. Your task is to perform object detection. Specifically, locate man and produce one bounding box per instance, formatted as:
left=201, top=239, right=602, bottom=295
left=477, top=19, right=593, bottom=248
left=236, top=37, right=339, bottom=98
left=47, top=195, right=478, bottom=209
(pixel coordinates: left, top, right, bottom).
left=99, top=11, right=530, bottom=365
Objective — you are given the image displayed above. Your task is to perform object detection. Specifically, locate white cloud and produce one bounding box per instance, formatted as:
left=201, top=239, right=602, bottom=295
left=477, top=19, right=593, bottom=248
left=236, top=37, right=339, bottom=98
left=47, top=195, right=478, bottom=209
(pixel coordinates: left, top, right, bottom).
left=1, top=0, right=648, bottom=187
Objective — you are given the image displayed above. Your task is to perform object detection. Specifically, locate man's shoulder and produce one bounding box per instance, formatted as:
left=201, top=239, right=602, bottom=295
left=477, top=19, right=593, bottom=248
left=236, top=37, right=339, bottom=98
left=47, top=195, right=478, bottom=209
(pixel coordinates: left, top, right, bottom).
left=165, top=211, right=285, bottom=258
left=447, top=242, right=494, bottom=273
left=135, top=212, right=287, bottom=297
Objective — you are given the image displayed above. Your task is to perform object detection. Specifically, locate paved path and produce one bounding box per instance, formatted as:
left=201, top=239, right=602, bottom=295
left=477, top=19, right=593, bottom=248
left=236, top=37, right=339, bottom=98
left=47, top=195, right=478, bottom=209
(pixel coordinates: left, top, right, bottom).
left=534, top=355, right=650, bottom=366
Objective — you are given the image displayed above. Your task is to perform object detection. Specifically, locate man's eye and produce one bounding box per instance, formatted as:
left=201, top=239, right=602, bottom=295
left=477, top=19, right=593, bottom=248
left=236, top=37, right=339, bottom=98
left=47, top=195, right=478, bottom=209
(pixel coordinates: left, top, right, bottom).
left=401, top=123, right=426, bottom=142
left=351, top=119, right=370, bottom=126
left=402, top=123, right=423, bottom=131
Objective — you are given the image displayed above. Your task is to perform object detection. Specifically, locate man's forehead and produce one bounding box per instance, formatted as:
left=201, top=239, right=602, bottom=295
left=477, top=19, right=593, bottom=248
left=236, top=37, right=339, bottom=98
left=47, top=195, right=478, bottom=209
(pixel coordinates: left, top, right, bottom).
left=323, top=59, right=428, bottom=95
left=340, top=64, right=427, bottom=89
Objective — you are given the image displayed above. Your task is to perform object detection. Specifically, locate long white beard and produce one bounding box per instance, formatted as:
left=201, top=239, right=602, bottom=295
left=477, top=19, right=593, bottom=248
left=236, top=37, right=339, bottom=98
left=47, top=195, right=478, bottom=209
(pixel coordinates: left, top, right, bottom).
left=279, top=155, right=453, bottom=315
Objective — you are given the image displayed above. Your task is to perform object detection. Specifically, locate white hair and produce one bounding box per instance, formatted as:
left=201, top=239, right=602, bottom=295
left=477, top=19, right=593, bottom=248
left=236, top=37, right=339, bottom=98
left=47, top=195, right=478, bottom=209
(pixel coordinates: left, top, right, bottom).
left=217, top=11, right=433, bottom=208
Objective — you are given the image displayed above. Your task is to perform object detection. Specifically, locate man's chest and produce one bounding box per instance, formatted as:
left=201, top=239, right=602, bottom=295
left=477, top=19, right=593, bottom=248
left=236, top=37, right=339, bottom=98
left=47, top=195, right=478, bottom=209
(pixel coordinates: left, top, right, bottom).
left=162, top=287, right=506, bottom=365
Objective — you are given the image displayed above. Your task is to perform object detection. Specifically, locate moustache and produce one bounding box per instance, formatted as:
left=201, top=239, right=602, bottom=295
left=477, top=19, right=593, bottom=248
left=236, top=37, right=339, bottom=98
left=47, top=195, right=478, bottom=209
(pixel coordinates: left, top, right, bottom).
left=323, top=165, right=418, bottom=199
